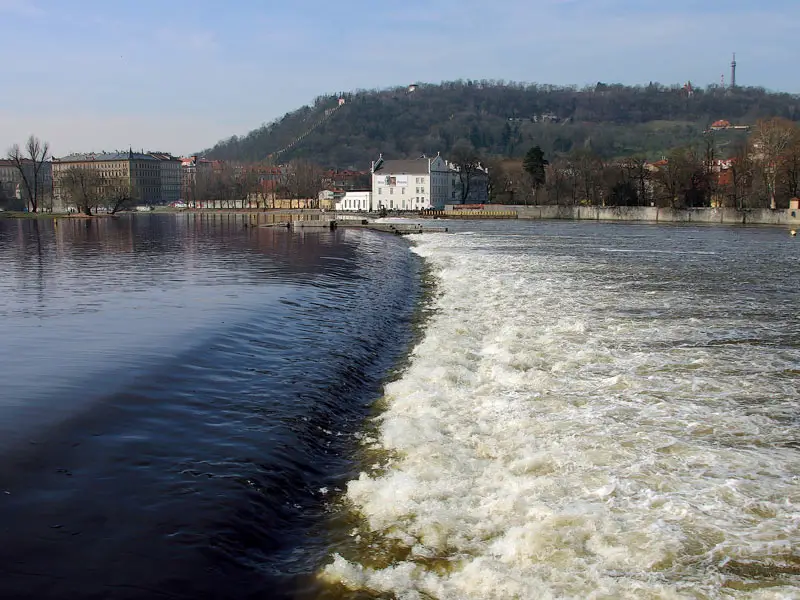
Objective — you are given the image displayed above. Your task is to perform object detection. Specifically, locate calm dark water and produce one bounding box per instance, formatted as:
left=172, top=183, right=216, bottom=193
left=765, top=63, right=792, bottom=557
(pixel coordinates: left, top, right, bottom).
left=0, top=214, right=419, bottom=599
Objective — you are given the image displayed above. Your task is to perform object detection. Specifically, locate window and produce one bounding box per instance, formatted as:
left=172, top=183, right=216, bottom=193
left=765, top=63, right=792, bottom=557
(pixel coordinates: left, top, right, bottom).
left=401, top=187, right=405, bottom=194
left=378, top=187, right=382, bottom=195
left=390, top=187, right=393, bottom=195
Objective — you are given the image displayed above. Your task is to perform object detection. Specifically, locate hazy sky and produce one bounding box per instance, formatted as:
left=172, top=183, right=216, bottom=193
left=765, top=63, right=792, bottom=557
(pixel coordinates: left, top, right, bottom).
left=1, top=0, right=797, bottom=157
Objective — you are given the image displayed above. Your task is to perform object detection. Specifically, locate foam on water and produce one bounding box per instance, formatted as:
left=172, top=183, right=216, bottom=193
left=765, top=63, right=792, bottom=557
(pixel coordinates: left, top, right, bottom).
left=323, top=226, right=800, bottom=599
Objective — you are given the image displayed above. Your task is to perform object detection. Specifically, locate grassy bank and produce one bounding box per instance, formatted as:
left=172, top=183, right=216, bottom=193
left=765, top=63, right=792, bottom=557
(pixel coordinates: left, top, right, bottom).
left=0, top=211, right=71, bottom=219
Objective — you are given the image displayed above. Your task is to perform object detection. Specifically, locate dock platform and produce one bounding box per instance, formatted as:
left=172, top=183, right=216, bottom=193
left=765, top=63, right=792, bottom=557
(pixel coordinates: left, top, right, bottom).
left=260, top=220, right=449, bottom=235
left=338, top=221, right=448, bottom=235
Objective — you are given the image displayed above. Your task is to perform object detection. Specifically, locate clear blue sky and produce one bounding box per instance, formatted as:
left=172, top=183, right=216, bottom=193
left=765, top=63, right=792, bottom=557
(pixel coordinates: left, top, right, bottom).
left=1, top=0, right=797, bottom=157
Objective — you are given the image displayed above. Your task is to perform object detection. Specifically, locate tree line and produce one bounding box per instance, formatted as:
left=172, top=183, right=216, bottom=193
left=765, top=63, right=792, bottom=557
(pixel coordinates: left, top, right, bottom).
left=183, top=159, right=325, bottom=209
left=204, top=82, right=800, bottom=167
left=485, top=118, right=800, bottom=209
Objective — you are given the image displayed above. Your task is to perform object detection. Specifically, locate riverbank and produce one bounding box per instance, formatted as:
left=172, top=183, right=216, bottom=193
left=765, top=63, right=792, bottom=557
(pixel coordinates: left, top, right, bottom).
left=0, top=208, right=327, bottom=220
left=491, top=204, right=800, bottom=226
left=6, top=205, right=798, bottom=228
left=0, top=211, right=122, bottom=220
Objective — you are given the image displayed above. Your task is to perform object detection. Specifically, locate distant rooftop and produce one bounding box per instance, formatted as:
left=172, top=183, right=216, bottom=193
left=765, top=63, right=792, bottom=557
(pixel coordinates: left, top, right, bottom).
left=148, top=152, right=180, bottom=161
left=54, top=151, right=158, bottom=162
left=373, top=158, right=433, bottom=175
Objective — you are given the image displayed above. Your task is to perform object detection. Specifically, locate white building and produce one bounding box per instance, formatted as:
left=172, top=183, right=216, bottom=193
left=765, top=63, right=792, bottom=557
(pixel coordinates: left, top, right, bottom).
left=371, top=154, right=450, bottom=211
left=335, top=190, right=371, bottom=212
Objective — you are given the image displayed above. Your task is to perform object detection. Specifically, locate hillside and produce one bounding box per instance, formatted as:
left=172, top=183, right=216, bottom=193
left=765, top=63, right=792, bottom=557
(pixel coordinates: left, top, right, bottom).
left=203, top=81, right=800, bottom=168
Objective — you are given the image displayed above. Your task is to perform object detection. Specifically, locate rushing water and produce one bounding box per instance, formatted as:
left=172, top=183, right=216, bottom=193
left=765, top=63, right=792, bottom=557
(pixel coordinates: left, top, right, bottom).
left=322, top=220, right=800, bottom=599
left=0, top=214, right=420, bottom=599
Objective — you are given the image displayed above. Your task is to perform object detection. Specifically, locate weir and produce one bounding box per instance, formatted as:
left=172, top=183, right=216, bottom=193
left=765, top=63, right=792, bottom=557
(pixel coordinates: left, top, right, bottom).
left=505, top=205, right=800, bottom=226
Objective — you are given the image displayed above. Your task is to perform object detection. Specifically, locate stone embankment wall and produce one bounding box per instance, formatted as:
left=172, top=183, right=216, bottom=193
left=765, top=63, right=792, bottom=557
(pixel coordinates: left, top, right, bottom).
left=493, top=205, right=800, bottom=226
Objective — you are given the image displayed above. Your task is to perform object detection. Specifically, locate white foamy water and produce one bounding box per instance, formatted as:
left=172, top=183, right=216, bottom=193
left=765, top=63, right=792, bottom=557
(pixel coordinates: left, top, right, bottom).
left=323, top=222, right=800, bottom=599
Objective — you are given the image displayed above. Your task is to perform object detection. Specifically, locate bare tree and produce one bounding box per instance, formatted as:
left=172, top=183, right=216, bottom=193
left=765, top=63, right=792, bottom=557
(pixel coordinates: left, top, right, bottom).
left=727, top=141, right=755, bottom=209
left=236, top=169, right=261, bottom=208
left=778, top=127, right=800, bottom=203
left=654, top=151, right=686, bottom=208
left=544, top=160, right=570, bottom=205
left=502, top=161, right=533, bottom=205
left=104, top=176, right=134, bottom=214
left=6, top=135, right=50, bottom=213
left=282, top=159, right=323, bottom=208
left=752, top=118, right=795, bottom=209
left=450, top=140, right=481, bottom=203
left=59, top=166, right=104, bottom=215
left=621, top=156, right=652, bottom=206
left=570, top=149, right=604, bottom=205
left=652, top=148, right=709, bottom=208
left=485, top=158, right=514, bottom=203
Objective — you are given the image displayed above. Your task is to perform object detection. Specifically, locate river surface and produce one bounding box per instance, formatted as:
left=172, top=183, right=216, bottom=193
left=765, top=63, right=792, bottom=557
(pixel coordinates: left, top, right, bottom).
left=0, top=214, right=420, bottom=599
left=2, top=216, right=799, bottom=600
left=323, top=220, right=800, bottom=599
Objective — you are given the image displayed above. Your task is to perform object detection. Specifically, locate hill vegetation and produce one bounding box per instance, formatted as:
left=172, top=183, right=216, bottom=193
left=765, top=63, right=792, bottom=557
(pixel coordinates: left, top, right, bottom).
left=204, top=81, right=800, bottom=168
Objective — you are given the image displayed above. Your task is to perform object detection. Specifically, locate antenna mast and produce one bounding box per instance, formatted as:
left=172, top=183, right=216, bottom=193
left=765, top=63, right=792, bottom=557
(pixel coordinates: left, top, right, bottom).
left=731, top=53, right=737, bottom=88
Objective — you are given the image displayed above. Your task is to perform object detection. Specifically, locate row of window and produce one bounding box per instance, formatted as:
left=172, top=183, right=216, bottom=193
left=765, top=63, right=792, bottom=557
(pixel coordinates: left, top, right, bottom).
left=386, top=197, right=431, bottom=209
left=377, top=187, right=430, bottom=196
left=342, top=199, right=365, bottom=208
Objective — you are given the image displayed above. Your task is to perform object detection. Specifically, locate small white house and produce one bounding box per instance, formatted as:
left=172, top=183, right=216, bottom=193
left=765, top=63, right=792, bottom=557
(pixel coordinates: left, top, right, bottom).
left=335, top=190, right=371, bottom=212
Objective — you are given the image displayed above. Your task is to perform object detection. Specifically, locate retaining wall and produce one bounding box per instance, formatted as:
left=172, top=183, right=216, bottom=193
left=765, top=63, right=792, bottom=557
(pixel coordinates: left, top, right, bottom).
left=495, top=205, right=800, bottom=226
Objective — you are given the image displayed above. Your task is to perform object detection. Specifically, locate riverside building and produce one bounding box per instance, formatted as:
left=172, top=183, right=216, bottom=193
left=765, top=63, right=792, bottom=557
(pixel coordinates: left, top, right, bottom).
left=148, top=152, right=182, bottom=205
left=52, top=150, right=161, bottom=207
left=371, top=154, right=450, bottom=211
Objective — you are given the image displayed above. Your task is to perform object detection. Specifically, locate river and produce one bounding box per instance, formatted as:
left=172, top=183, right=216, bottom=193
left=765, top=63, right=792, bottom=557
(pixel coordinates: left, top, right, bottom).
left=0, top=214, right=420, bottom=599
left=323, top=220, right=800, bottom=599
left=1, top=216, right=798, bottom=599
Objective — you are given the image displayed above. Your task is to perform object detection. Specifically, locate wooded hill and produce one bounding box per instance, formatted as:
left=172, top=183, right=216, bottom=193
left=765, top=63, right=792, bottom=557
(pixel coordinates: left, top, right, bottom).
left=203, top=81, right=800, bottom=168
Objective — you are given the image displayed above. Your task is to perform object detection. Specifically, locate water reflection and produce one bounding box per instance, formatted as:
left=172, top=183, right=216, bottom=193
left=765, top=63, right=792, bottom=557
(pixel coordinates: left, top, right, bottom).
left=0, top=214, right=419, bottom=599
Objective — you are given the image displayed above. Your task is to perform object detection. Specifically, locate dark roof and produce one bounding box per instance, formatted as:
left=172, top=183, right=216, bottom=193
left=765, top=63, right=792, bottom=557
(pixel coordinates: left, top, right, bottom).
left=54, top=152, right=158, bottom=163
left=148, top=152, right=180, bottom=161
left=373, top=158, right=430, bottom=176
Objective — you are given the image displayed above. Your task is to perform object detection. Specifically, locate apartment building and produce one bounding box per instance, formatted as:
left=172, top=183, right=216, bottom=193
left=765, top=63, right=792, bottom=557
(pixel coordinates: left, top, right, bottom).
left=149, top=152, right=182, bottom=205
left=52, top=150, right=161, bottom=207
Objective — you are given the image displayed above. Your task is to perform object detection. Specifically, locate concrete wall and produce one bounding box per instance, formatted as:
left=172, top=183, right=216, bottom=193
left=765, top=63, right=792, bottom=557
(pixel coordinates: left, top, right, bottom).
left=495, top=205, right=800, bottom=226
